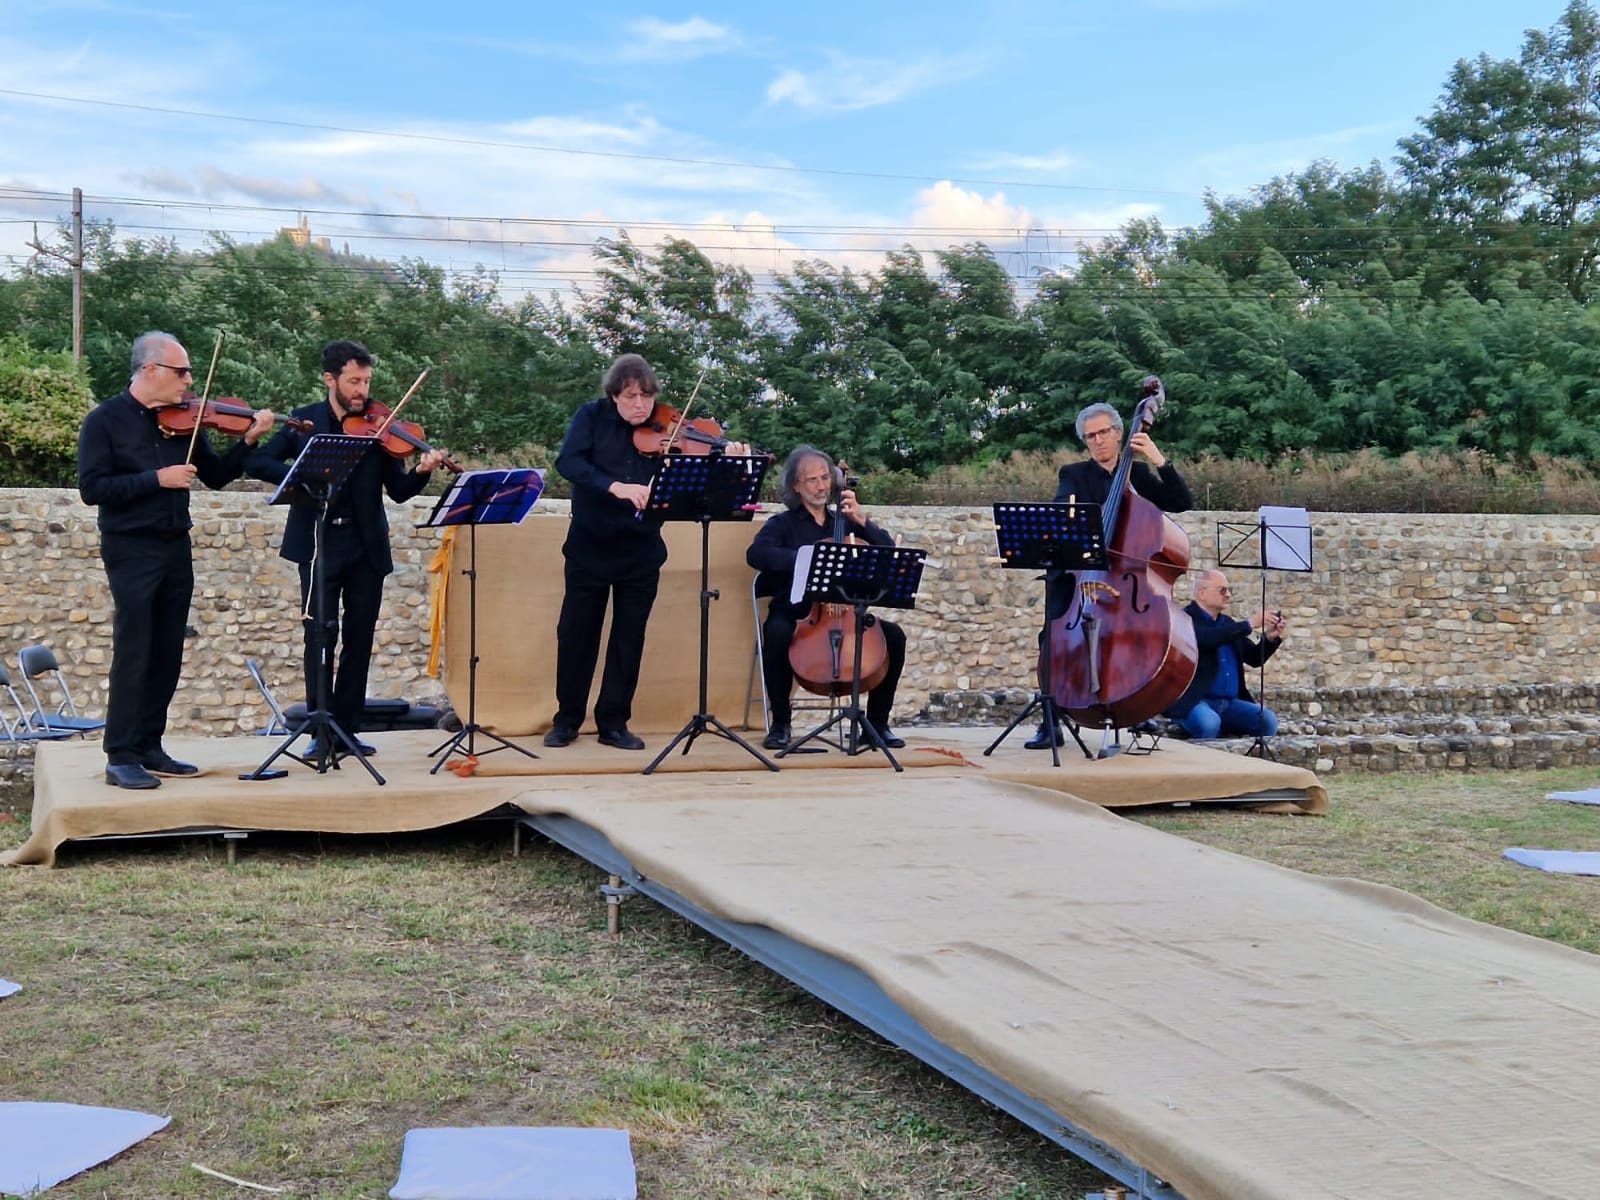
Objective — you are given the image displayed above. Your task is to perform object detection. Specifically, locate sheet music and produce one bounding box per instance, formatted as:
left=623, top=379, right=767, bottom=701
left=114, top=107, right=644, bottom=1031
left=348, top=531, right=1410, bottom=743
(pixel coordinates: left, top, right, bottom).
left=790, top=545, right=815, bottom=606
left=1259, top=505, right=1312, bottom=571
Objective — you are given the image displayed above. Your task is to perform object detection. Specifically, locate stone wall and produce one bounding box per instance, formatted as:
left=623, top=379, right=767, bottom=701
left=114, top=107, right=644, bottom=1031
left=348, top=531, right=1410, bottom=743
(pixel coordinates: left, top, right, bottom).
left=2, top=488, right=1596, bottom=741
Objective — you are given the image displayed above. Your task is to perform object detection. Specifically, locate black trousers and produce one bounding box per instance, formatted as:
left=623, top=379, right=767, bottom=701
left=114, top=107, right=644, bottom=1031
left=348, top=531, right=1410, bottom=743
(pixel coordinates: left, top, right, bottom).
left=297, top=528, right=385, bottom=738
left=100, top=530, right=193, bottom=764
left=553, top=556, right=660, bottom=733
left=762, top=607, right=906, bottom=730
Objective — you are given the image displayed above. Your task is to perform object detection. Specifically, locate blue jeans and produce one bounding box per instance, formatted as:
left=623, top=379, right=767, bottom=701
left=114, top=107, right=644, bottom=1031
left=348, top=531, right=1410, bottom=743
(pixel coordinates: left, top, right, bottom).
left=1180, top=699, right=1278, bottom=740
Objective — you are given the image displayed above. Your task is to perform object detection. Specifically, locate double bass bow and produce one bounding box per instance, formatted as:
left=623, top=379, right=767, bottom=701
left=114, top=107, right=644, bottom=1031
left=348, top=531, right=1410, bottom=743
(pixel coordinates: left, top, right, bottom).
left=787, top=460, right=890, bottom=697
left=1043, top=376, right=1197, bottom=733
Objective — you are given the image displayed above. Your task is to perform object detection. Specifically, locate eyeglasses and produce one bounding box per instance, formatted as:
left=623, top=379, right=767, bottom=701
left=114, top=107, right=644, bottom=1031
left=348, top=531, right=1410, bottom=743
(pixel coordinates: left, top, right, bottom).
left=1083, top=427, right=1118, bottom=441
left=154, top=363, right=194, bottom=377
left=1214, top=586, right=1233, bottom=595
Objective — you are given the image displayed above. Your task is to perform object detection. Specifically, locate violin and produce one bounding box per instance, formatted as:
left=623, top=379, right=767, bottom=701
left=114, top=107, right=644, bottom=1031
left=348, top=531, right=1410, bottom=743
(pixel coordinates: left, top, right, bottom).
left=787, top=459, right=890, bottom=697
left=156, top=393, right=311, bottom=439
left=633, top=401, right=747, bottom=457
left=342, top=398, right=463, bottom=474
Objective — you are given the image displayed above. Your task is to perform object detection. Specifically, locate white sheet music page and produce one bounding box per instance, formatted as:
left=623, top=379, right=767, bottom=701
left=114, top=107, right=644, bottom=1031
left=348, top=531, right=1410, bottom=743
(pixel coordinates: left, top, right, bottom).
left=790, top=545, right=816, bottom=606
left=1259, top=505, right=1312, bottom=571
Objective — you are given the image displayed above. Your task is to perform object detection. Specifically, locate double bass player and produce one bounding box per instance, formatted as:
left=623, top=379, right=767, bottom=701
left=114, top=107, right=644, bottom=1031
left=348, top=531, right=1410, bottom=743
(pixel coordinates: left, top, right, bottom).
left=1028, top=394, right=1194, bottom=749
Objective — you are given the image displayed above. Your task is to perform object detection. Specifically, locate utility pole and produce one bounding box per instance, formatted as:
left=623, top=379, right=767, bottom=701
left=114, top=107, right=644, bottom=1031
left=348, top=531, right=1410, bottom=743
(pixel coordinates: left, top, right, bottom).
left=27, top=186, right=85, bottom=361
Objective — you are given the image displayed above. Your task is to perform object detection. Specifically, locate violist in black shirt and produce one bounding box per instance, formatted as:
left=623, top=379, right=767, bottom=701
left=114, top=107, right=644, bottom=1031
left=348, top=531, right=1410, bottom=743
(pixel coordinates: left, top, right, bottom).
left=544, top=353, right=748, bottom=751
left=77, top=331, right=275, bottom=789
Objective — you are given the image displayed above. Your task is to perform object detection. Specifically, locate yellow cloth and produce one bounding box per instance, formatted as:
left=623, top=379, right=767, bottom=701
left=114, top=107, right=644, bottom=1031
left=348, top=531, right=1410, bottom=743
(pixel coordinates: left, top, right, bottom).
left=426, top=525, right=458, bottom=678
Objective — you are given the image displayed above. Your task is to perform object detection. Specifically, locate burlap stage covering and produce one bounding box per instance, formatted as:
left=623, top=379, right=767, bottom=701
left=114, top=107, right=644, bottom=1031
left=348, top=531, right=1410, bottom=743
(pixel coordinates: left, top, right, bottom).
left=514, top=772, right=1600, bottom=1200
left=440, top=514, right=762, bottom=737
left=3, top=728, right=1323, bottom=867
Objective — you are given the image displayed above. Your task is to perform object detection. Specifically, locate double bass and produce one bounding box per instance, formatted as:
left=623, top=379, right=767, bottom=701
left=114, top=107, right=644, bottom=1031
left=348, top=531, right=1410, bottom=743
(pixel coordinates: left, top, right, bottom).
left=1043, top=377, right=1197, bottom=730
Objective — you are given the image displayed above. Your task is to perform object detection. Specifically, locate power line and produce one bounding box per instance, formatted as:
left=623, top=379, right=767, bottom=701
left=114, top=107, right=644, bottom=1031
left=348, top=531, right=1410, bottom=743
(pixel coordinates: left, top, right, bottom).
left=0, top=87, right=1198, bottom=199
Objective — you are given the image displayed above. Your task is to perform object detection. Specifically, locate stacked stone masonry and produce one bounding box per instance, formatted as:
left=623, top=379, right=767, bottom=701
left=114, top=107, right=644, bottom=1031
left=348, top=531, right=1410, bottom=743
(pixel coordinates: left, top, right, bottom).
left=3, top=488, right=1594, bottom=776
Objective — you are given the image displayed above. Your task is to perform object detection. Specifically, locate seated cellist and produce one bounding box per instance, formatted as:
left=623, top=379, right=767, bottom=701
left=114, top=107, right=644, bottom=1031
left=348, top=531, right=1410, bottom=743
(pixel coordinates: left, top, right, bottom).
left=747, top=445, right=907, bottom=752
left=1029, top=401, right=1194, bottom=748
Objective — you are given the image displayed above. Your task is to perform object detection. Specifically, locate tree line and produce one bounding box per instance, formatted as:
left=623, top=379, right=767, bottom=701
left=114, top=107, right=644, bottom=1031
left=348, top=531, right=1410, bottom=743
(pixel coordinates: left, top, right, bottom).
left=5, top=1, right=1600, bottom=491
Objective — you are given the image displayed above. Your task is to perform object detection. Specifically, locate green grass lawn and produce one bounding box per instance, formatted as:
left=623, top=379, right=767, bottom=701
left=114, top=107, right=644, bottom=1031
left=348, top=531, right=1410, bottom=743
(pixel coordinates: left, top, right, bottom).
left=2, top=766, right=1597, bottom=1198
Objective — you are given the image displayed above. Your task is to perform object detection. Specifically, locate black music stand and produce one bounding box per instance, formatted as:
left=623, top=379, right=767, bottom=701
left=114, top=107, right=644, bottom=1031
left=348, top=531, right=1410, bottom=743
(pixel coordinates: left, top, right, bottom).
left=425, top=468, right=545, bottom=774
left=780, top=540, right=927, bottom=772
left=983, top=501, right=1106, bottom=765
left=642, top=453, right=776, bottom=776
left=243, top=433, right=384, bottom=784
left=1217, top=505, right=1312, bottom=760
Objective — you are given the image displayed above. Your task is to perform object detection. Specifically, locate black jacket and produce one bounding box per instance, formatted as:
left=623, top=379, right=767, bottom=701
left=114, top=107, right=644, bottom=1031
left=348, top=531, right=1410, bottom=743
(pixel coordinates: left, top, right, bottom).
left=554, top=396, right=666, bottom=571
left=244, top=400, right=432, bottom=574
left=77, top=390, right=253, bottom=534
left=1053, top=457, right=1193, bottom=514
left=747, top=505, right=896, bottom=621
left=1167, top=600, right=1280, bottom=718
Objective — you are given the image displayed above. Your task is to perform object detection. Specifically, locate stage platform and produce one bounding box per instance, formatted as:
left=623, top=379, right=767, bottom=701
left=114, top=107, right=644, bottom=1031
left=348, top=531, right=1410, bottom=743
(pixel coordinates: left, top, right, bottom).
left=3, top=724, right=1324, bottom=868
left=10, top=729, right=1600, bottom=1198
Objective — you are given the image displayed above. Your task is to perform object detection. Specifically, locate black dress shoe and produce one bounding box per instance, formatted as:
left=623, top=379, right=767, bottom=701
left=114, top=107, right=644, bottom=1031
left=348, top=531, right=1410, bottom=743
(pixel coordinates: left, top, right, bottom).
left=105, top=763, right=161, bottom=789
left=870, top=724, right=907, bottom=749
left=543, top=725, right=579, bottom=748
left=141, top=751, right=199, bottom=777
left=597, top=727, right=646, bottom=751
left=305, top=738, right=376, bottom=760
left=1024, top=722, right=1065, bottom=749
left=762, top=723, right=791, bottom=751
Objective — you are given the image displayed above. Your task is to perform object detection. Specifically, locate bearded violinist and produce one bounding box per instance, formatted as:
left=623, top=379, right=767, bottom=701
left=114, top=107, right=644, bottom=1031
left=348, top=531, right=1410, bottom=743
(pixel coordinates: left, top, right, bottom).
left=746, top=445, right=908, bottom=752
left=244, top=340, right=444, bottom=758
left=1028, top=400, right=1193, bottom=749
left=77, top=331, right=275, bottom=789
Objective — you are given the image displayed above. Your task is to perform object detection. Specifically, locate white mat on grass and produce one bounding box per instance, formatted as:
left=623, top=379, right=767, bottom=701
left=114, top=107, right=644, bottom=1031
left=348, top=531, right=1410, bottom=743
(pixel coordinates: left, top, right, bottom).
left=0, top=978, right=18, bottom=998
left=0, top=1101, right=170, bottom=1195
left=389, top=1127, right=636, bottom=1200
left=1504, top=847, right=1600, bottom=875
left=1546, top=788, right=1600, bottom=805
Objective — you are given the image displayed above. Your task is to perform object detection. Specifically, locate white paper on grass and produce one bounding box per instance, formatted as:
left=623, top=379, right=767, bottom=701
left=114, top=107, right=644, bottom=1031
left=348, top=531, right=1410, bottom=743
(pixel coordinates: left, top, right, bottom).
left=0, top=978, right=19, bottom=998
left=0, top=1101, right=170, bottom=1195
left=1258, top=505, right=1312, bottom=572
left=1503, top=848, right=1600, bottom=876
left=389, top=1126, right=637, bottom=1200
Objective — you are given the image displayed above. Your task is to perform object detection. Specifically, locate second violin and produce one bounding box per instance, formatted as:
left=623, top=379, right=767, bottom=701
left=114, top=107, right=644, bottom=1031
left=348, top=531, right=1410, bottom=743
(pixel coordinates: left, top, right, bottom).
left=156, top=394, right=310, bottom=439
left=343, top=397, right=462, bottom=474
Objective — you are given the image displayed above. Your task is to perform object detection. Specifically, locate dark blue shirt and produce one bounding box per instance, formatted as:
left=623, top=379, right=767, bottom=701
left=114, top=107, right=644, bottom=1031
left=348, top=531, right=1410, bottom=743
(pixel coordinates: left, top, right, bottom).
left=1209, top=640, right=1242, bottom=700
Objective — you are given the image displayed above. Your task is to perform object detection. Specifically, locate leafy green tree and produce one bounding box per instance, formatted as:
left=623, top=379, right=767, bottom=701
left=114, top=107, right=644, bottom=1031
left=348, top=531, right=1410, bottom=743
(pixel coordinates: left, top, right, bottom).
left=0, top=336, right=94, bottom=486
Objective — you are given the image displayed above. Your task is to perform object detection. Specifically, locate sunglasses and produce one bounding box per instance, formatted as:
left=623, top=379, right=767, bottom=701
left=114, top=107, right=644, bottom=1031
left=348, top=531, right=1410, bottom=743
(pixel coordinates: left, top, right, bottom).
left=155, top=363, right=194, bottom=377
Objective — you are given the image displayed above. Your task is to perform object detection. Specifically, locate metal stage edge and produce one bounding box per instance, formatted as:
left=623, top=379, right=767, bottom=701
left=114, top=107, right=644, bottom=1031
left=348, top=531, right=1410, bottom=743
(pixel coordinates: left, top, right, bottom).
left=522, top=812, right=1185, bottom=1200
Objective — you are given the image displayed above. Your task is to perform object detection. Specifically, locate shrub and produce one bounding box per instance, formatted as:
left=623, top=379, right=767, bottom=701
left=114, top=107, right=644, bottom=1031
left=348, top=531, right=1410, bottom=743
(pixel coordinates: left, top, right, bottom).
left=0, top=337, right=95, bottom=487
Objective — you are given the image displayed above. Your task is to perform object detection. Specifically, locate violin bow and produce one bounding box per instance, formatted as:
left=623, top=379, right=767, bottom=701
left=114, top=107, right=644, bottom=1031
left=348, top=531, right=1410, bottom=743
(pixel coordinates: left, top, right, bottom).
left=184, top=330, right=226, bottom=466
left=662, top=370, right=707, bottom=450
left=372, top=367, right=431, bottom=439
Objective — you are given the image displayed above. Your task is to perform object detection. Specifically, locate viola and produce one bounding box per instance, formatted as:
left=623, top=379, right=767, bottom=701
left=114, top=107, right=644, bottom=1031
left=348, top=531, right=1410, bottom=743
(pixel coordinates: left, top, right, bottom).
left=342, top=398, right=462, bottom=474
left=156, top=393, right=311, bottom=439
left=787, top=460, right=890, bottom=697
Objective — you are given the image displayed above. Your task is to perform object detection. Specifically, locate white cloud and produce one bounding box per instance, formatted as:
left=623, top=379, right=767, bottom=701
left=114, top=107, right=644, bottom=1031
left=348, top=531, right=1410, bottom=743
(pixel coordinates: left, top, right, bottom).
left=1185, top=121, right=1401, bottom=198
left=966, top=150, right=1076, bottom=175
left=620, top=17, right=742, bottom=61
left=766, top=51, right=974, bottom=114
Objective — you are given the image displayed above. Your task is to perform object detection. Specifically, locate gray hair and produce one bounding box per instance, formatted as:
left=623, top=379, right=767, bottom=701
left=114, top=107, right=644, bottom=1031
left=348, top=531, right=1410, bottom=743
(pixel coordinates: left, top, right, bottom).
left=1074, top=402, right=1123, bottom=443
left=129, top=331, right=181, bottom=380
left=778, top=444, right=838, bottom=510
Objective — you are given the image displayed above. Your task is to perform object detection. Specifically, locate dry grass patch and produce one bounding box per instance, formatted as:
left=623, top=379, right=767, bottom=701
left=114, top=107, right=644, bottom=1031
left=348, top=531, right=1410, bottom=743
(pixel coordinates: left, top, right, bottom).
left=0, top=784, right=1099, bottom=1199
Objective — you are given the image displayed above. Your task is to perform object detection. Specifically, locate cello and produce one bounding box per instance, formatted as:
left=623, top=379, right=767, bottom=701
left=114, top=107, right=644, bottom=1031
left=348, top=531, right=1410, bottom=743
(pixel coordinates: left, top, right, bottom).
left=787, top=460, right=890, bottom=696
left=1043, top=376, right=1197, bottom=731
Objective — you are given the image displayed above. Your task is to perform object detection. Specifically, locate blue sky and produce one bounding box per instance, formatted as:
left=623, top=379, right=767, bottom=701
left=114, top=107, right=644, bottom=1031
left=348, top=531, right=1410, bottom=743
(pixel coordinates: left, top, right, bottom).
left=0, top=0, right=1554, bottom=299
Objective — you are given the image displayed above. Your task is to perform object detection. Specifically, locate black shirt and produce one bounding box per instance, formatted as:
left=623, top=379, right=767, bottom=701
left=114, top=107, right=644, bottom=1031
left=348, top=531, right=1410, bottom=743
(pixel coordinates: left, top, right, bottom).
left=747, top=505, right=896, bottom=620
left=77, top=390, right=250, bottom=535
left=554, top=396, right=665, bottom=567
left=1053, top=457, right=1194, bottom=514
